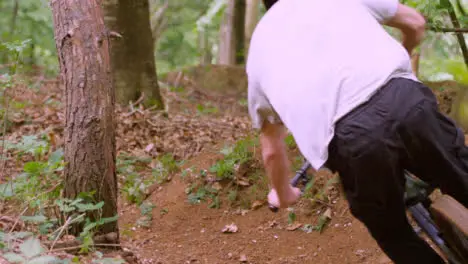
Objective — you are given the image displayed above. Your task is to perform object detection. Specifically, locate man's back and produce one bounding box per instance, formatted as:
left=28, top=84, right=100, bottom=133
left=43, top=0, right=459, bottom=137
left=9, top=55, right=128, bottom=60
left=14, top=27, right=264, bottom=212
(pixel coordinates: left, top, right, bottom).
left=247, top=0, right=417, bottom=170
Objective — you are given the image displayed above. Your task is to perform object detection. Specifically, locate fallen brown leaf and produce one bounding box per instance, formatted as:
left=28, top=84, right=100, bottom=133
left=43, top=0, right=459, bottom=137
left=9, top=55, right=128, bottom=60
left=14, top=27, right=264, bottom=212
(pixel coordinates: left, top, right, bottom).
left=286, top=223, right=303, bottom=231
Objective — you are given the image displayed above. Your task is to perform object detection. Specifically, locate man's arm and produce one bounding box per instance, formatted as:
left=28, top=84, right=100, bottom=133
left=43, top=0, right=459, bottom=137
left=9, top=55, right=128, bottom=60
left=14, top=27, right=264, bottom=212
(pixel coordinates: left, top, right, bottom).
left=384, top=4, right=426, bottom=55
left=260, top=122, right=301, bottom=208
left=362, top=0, right=426, bottom=55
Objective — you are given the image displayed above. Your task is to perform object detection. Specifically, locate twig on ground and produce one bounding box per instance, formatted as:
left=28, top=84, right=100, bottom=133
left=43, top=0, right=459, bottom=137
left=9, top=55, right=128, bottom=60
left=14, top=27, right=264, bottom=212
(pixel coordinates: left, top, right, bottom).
left=48, top=243, right=122, bottom=253
left=8, top=206, right=27, bottom=233
left=44, top=232, right=119, bottom=249
left=49, top=215, right=73, bottom=251
left=130, top=93, right=145, bottom=108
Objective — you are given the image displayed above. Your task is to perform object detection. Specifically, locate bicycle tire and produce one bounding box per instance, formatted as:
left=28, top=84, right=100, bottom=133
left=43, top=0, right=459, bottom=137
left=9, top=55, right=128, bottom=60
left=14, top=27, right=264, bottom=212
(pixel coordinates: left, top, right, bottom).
left=430, top=194, right=468, bottom=263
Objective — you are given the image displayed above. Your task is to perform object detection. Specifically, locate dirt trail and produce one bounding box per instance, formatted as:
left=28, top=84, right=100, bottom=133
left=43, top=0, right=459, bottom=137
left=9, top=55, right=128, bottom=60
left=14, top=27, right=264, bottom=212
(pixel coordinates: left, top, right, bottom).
left=120, top=165, right=388, bottom=264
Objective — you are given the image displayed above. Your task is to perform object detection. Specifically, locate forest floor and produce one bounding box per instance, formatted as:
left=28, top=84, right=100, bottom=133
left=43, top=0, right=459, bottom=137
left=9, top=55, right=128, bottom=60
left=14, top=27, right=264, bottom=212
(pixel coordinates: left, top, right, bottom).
left=0, top=65, right=464, bottom=264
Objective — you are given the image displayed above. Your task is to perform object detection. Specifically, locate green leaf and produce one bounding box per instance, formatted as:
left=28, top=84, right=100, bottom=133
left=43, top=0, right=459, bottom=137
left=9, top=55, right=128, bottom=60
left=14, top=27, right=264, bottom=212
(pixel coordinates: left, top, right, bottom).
left=3, top=252, right=26, bottom=263
left=288, top=211, right=297, bottom=224
left=0, top=182, right=15, bottom=198
left=439, top=0, right=453, bottom=9
left=11, top=231, right=34, bottom=239
left=70, top=198, right=84, bottom=206
left=21, top=215, right=47, bottom=223
left=82, top=222, right=98, bottom=235
left=75, top=201, right=104, bottom=212
left=19, top=237, right=45, bottom=258
left=97, top=215, right=119, bottom=225
left=91, top=258, right=126, bottom=264
left=24, top=161, right=46, bottom=175
left=28, top=255, right=59, bottom=264
left=48, top=148, right=64, bottom=166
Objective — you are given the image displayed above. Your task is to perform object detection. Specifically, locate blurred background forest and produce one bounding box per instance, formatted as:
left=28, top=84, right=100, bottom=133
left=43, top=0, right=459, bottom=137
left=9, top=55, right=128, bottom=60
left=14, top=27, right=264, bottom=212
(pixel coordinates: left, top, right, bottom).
left=0, top=0, right=467, bottom=81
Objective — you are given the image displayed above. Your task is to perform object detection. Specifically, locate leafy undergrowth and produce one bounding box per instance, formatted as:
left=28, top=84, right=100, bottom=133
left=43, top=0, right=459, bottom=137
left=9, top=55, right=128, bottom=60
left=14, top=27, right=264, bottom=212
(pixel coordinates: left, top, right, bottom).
left=0, top=45, right=253, bottom=263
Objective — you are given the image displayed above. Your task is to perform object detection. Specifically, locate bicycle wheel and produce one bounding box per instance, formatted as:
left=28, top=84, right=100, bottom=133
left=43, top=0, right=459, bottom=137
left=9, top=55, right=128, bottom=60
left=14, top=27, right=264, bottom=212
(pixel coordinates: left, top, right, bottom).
left=430, top=194, right=468, bottom=263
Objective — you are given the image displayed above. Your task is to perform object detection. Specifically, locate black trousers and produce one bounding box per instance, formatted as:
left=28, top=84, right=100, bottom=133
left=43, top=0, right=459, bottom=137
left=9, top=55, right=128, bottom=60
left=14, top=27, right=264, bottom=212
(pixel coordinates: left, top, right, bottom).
left=326, top=78, right=468, bottom=264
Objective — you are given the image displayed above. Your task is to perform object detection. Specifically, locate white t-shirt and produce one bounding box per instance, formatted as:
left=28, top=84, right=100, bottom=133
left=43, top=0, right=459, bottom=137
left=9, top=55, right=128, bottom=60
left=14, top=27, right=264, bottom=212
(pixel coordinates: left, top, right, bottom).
left=247, top=0, right=418, bottom=170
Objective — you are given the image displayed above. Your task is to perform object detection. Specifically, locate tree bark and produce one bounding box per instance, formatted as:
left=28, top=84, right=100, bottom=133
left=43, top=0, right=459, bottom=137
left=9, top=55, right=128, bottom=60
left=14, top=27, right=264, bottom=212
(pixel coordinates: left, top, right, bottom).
left=245, top=0, right=260, bottom=57
left=218, top=0, right=246, bottom=65
left=103, top=0, right=164, bottom=108
left=10, top=0, right=18, bottom=36
left=234, top=0, right=246, bottom=64
left=51, top=0, right=118, bottom=236
left=218, top=1, right=236, bottom=65
left=199, top=29, right=212, bottom=65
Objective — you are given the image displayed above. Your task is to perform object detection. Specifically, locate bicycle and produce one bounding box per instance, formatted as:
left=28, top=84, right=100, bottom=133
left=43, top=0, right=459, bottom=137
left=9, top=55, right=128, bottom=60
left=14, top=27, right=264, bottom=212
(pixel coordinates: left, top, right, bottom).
left=268, top=160, right=468, bottom=264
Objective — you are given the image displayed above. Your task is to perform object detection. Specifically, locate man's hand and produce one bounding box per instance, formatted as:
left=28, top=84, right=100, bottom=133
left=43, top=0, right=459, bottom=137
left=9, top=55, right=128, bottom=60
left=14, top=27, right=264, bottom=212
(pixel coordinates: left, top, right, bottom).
left=384, top=4, right=426, bottom=56
left=268, top=186, right=302, bottom=208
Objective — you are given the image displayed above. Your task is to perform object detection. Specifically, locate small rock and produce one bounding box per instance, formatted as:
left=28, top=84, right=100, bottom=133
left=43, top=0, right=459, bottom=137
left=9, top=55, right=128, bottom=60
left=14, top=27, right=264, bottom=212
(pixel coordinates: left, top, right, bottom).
left=355, top=249, right=365, bottom=257
left=234, top=208, right=249, bottom=216
left=236, top=179, right=250, bottom=186
left=212, top=182, right=222, bottom=191
left=105, top=232, right=118, bottom=242
left=228, top=253, right=233, bottom=259
left=222, top=223, right=238, bottom=233
left=324, top=208, right=332, bottom=219
left=200, top=228, right=206, bottom=233
left=274, top=235, right=279, bottom=239
left=251, top=200, right=264, bottom=210
left=268, top=220, right=278, bottom=228
left=144, top=143, right=154, bottom=152
left=239, top=254, right=247, bottom=262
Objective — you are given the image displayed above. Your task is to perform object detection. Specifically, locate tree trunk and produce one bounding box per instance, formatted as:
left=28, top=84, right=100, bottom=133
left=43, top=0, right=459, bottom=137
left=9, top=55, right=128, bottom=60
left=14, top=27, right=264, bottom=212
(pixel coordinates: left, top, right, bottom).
left=234, top=0, right=246, bottom=64
left=245, top=0, right=260, bottom=57
left=218, top=0, right=246, bottom=65
left=51, top=0, right=118, bottom=236
left=199, top=29, right=212, bottom=65
left=103, top=0, right=164, bottom=108
left=218, top=1, right=236, bottom=65
left=10, top=0, right=18, bottom=36
left=2, top=0, right=19, bottom=61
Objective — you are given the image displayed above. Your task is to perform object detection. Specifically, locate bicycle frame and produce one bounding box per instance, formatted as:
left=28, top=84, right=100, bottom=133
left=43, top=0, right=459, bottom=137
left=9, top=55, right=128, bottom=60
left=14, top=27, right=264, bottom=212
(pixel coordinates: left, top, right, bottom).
left=269, top=160, right=464, bottom=264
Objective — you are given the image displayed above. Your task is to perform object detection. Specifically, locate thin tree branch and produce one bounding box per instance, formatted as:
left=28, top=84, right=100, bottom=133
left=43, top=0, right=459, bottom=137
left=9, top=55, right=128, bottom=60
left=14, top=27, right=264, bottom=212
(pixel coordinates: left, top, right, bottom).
left=428, top=27, right=468, bottom=33
left=444, top=0, right=468, bottom=67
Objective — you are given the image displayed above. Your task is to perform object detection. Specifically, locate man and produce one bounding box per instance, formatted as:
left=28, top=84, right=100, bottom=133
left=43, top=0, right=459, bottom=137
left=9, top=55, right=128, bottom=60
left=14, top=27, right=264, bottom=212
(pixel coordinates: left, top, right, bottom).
left=247, top=0, right=468, bottom=263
